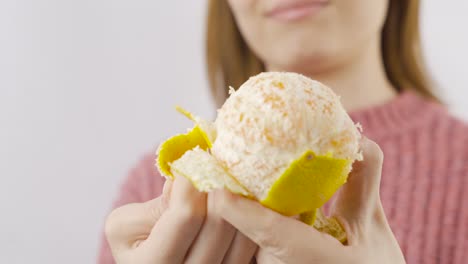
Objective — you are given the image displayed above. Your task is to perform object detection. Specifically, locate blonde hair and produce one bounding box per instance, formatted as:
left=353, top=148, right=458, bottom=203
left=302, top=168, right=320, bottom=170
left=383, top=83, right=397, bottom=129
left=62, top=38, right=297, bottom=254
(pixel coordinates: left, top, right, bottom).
left=206, top=0, right=438, bottom=106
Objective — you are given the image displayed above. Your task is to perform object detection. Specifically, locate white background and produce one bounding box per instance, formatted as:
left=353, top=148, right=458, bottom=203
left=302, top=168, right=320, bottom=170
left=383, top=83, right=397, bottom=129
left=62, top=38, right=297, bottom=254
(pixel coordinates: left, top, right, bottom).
left=0, top=1, right=467, bottom=263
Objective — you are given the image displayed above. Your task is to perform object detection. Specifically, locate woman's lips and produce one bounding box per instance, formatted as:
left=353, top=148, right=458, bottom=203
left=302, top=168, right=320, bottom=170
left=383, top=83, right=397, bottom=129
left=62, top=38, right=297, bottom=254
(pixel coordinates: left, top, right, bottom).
left=266, top=0, right=329, bottom=22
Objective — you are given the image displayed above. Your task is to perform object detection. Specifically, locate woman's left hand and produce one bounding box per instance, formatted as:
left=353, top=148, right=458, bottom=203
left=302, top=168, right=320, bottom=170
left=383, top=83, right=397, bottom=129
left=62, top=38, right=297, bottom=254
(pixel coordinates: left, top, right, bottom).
left=213, top=138, right=406, bottom=264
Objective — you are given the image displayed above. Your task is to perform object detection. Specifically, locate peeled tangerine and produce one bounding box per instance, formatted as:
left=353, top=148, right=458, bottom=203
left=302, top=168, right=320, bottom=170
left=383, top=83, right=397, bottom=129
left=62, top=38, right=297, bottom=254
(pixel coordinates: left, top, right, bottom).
left=157, top=72, right=362, bottom=243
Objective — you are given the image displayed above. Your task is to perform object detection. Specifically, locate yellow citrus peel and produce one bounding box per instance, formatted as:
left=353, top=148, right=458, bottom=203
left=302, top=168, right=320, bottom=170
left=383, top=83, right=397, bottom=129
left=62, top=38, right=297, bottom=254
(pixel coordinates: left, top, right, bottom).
left=157, top=125, right=210, bottom=179
left=157, top=108, right=348, bottom=243
left=261, top=150, right=350, bottom=216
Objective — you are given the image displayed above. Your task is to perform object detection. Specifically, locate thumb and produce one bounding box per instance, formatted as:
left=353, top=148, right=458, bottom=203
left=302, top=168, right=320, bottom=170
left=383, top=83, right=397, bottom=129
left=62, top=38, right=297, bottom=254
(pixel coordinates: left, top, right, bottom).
left=105, top=179, right=172, bottom=251
left=105, top=182, right=171, bottom=252
left=330, top=137, right=385, bottom=238
left=214, top=189, right=342, bottom=261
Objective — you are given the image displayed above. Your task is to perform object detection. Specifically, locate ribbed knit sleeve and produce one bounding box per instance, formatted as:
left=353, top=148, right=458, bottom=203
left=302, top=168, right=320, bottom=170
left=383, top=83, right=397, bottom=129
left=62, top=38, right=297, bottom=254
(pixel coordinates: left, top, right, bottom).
left=450, top=120, right=468, bottom=264
left=350, top=91, right=468, bottom=263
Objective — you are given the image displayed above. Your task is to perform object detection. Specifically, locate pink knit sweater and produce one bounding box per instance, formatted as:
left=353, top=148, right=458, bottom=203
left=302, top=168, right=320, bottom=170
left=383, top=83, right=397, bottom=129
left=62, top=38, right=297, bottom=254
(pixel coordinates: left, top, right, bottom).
left=98, top=91, right=468, bottom=264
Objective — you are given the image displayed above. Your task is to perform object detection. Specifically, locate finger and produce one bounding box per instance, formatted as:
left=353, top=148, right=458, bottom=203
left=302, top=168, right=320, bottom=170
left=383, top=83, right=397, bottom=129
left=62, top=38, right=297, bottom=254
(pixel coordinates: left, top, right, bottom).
left=105, top=179, right=173, bottom=256
left=256, top=249, right=283, bottom=264
left=184, top=193, right=237, bottom=264
left=105, top=196, right=165, bottom=253
left=222, top=231, right=258, bottom=264
left=214, top=189, right=342, bottom=261
left=155, top=178, right=173, bottom=217
left=141, top=174, right=207, bottom=263
left=330, top=137, right=386, bottom=238
left=161, top=178, right=173, bottom=203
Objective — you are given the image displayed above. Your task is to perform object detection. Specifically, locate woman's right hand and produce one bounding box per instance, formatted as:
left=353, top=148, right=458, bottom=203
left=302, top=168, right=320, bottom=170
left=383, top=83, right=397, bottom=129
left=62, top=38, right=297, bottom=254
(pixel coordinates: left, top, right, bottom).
left=105, top=175, right=257, bottom=264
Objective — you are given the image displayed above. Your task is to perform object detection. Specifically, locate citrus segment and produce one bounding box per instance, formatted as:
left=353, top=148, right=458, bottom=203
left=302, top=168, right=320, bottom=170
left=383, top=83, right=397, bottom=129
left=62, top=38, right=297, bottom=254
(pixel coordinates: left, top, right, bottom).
left=314, top=208, right=347, bottom=243
left=170, top=147, right=250, bottom=196
left=299, top=209, right=317, bottom=225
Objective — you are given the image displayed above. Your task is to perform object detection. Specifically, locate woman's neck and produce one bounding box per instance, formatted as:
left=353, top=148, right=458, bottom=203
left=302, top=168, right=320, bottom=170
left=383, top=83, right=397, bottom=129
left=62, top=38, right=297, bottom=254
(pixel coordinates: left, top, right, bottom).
left=266, top=37, right=397, bottom=112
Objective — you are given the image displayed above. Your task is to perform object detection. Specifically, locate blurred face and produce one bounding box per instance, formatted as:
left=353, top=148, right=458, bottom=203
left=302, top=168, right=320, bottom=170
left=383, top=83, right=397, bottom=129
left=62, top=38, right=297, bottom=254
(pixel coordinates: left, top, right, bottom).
left=227, top=0, right=389, bottom=74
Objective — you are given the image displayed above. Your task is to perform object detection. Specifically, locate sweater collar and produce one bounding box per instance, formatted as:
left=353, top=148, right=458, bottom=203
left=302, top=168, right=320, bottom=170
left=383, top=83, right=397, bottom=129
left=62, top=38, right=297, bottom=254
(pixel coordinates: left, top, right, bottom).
left=349, top=91, right=446, bottom=139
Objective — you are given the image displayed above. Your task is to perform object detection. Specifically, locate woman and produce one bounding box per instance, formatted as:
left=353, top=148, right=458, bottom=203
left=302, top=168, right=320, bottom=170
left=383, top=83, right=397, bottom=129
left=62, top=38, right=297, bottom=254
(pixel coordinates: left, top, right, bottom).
left=99, top=0, right=468, bottom=263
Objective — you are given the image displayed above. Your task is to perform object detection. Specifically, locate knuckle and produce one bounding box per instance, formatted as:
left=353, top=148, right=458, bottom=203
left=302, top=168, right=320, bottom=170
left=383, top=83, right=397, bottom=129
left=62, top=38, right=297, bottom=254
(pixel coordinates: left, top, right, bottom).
left=207, top=194, right=231, bottom=228
left=211, top=190, right=228, bottom=212
left=255, top=214, right=279, bottom=248
left=145, top=198, right=163, bottom=220
left=176, top=204, right=206, bottom=225
left=104, top=205, right=129, bottom=240
left=208, top=210, right=231, bottom=231
left=255, top=231, right=272, bottom=249
left=257, top=231, right=280, bottom=252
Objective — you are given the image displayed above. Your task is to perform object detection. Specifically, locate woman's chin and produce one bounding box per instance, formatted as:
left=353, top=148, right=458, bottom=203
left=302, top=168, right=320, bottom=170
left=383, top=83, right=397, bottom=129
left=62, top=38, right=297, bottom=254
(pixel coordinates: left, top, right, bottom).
left=265, top=54, right=338, bottom=76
